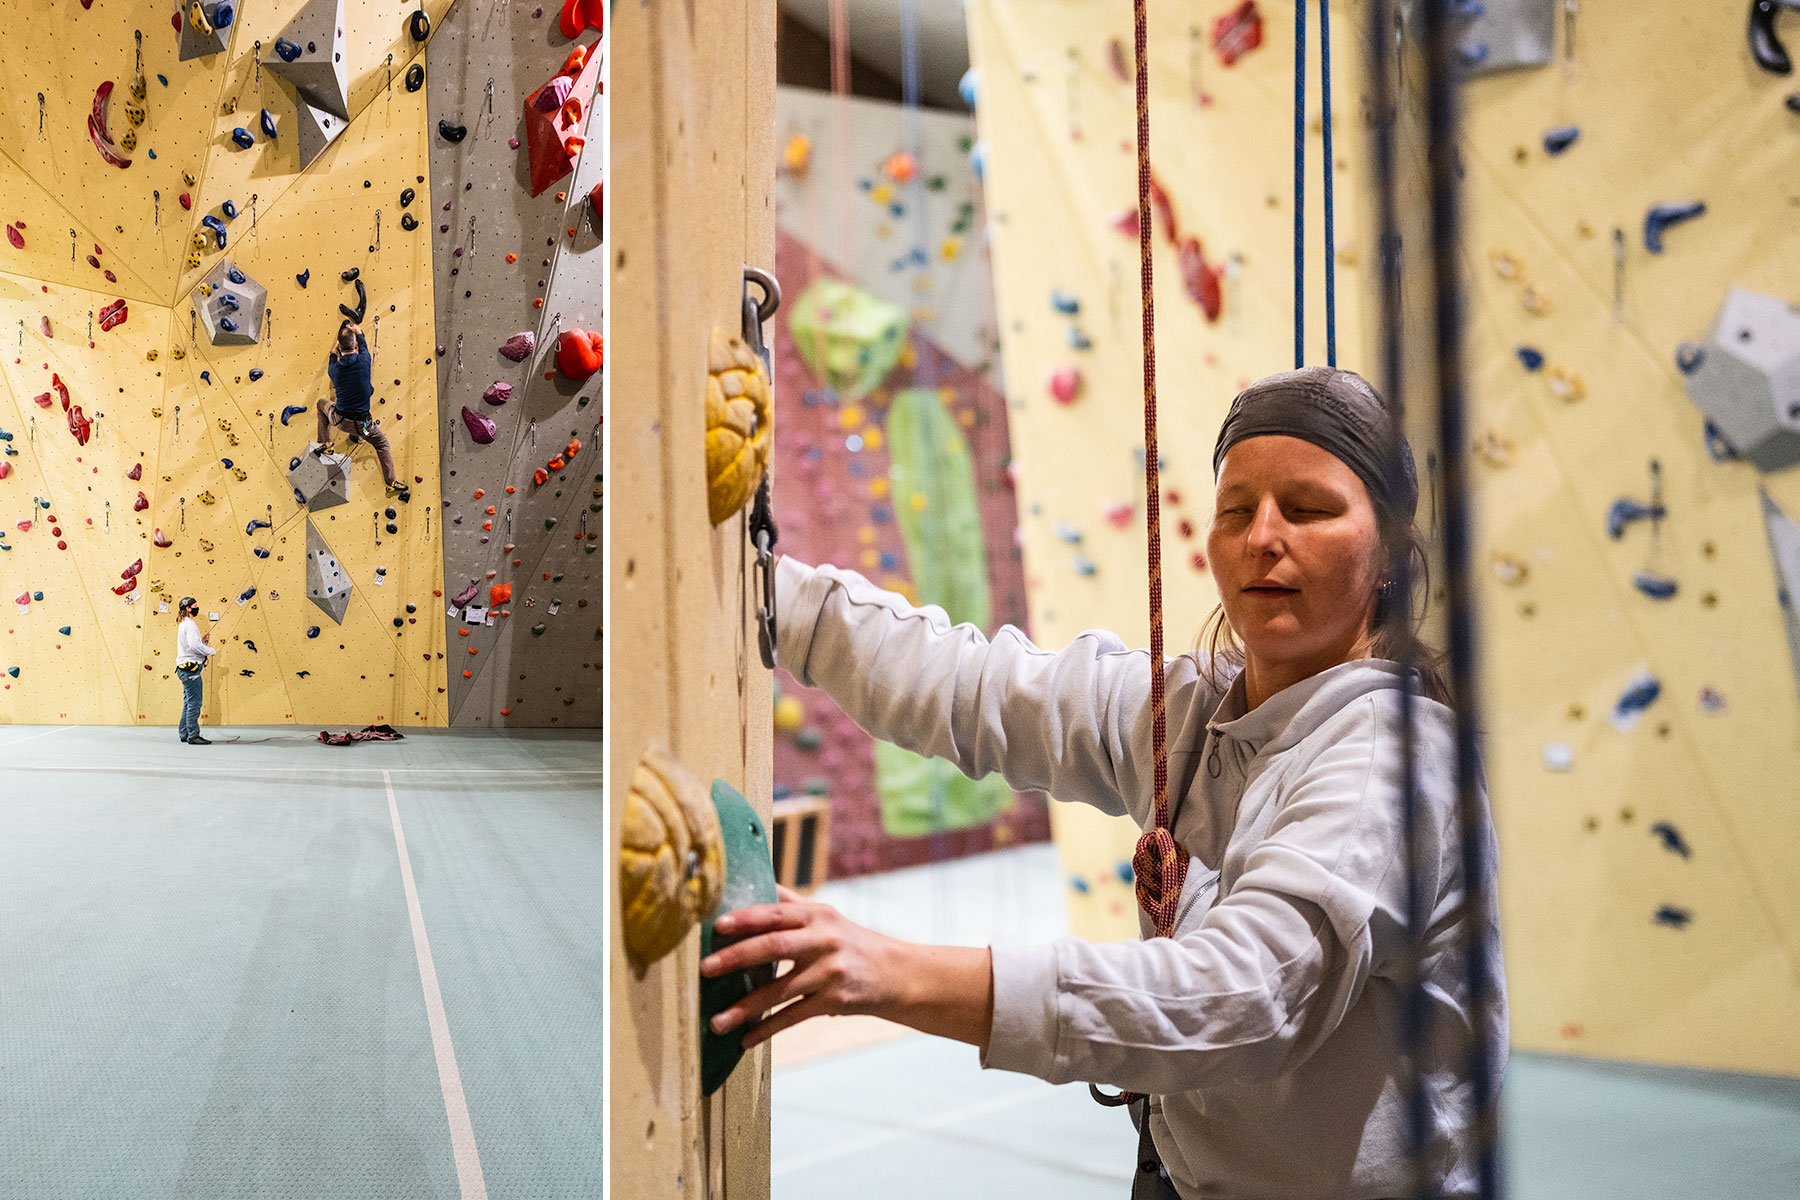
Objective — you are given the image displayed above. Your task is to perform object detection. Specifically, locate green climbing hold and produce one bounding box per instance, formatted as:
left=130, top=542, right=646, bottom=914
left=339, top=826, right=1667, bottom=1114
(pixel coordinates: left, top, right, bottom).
left=699, top=778, right=779, bottom=1097
left=788, top=280, right=910, bottom=402
left=531, top=622, right=546, bottom=637
left=545, top=517, right=558, bottom=530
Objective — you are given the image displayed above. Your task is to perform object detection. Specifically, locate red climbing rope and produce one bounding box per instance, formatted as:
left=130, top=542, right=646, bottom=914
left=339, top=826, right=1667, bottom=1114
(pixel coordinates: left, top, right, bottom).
left=1130, top=0, right=1187, bottom=942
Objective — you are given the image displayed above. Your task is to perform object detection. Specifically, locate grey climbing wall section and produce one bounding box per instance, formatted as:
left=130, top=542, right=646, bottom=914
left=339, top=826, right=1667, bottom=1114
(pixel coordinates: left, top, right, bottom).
left=426, top=2, right=604, bottom=728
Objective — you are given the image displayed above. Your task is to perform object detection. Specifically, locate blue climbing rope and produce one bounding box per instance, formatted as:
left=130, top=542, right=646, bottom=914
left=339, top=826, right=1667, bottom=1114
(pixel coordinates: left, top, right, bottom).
left=1321, top=0, right=1337, bottom=366
left=1294, top=0, right=1306, bottom=369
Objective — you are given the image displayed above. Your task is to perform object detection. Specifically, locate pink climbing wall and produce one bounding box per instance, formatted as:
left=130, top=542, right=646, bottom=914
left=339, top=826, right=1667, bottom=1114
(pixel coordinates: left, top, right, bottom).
left=770, top=226, right=1050, bottom=879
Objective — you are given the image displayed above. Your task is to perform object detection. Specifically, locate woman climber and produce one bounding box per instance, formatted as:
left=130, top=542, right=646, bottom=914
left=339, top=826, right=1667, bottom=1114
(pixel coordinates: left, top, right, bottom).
left=174, top=595, right=216, bottom=745
left=702, top=366, right=1508, bottom=1199
left=312, top=320, right=408, bottom=502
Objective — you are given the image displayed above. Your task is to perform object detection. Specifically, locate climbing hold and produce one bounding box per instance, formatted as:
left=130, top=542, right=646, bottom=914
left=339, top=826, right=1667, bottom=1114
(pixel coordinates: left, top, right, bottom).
left=409, top=8, right=431, bottom=41
left=462, top=406, right=498, bottom=445
left=490, top=584, right=513, bottom=605
left=1212, top=0, right=1265, bottom=66
left=1050, top=289, right=1080, bottom=315
left=1653, top=905, right=1692, bottom=929
left=1606, top=496, right=1666, bottom=540
left=153, top=529, right=172, bottom=547
left=245, top=518, right=271, bottom=535
left=400, top=213, right=419, bottom=232
left=88, top=81, right=132, bottom=169
left=400, top=188, right=415, bottom=208
left=1515, top=346, right=1545, bottom=371
left=406, top=63, right=425, bottom=93
left=534, top=468, right=549, bottom=486
left=231, top=127, right=254, bottom=150
left=274, top=37, right=302, bottom=62
left=260, top=108, right=277, bottom=139
left=1643, top=202, right=1706, bottom=254
left=1650, top=821, right=1692, bottom=859
left=1541, top=125, right=1579, bottom=155
left=248, top=369, right=263, bottom=382
left=134, top=492, right=149, bottom=512
left=482, top=381, right=513, bottom=406
left=280, top=404, right=308, bottom=426
left=556, top=329, right=603, bottom=380
left=705, top=328, right=774, bottom=525
left=1611, top=672, right=1662, bottom=732
left=1750, top=0, right=1798, bottom=73
left=499, top=331, right=536, bottom=362
left=127, top=464, right=142, bottom=481
left=438, top=120, right=468, bottom=143
left=620, top=748, right=725, bottom=971
left=99, top=299, right=128, bottom=331
left=1546, top=365, right=1585, bottom=401
left=1632, top=571, right=1678, bottom=600
left=340, top=267, right=359, bottom=282
left=200, top=214, right=227, bottom=248
left=1675, top=342, right=1704, bottom=374
left=1048, top=367, right=1083, bottom=404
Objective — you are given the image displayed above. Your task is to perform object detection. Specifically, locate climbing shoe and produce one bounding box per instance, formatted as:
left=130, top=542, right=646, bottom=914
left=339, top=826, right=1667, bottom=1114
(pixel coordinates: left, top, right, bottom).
left=386, top=482, right=411, bottom=502
left=309, top=441, right=334, bottom=456
left=187, top=735, right=213, bottom=745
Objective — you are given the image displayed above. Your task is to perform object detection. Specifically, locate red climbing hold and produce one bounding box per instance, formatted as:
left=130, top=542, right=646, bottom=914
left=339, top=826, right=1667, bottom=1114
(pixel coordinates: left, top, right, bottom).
left=33, top=392, right=52, bottom=409
left=179, top=192, right=192, bottom=210
left=559, top=0, right=602, bottom=39
left=555, top=328, right=602, bottom=380
left=0, top=463, right=10, bottom=481
left=127, top=463, right=142, bottom=481
left=121, top=558, right=142, bottom=580
left=98, top=299, right=127, bottom=331
left=68, top=404, right=92, bottom=446
left=1213, top=1, right=1265, bottom=67
left=1178, top=237, right=1224, bottom=323
left=153, top=528, right=172, bottom=547
left=525, top=41, right=603, bottom=196
left=111, top=578, right=136, bottom=596
left=5, top=224, right=22, bottom=250
left=51, top=373, right=69, bottom=410
left=1048, top=367, right=1084, bottom=405
left=134, top=491, right=149, bottom=511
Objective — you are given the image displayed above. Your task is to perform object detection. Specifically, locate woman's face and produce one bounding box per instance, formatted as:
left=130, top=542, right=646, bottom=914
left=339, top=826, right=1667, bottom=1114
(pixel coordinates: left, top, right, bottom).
left=1207, top=435, right=1384, bottom=682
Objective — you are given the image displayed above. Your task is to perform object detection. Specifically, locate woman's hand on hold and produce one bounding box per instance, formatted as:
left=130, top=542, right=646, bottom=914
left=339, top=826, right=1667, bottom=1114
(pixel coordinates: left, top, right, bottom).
left=701, top=884, right=900, bottom=1049
left=701, top=884, right=995, bottom=1051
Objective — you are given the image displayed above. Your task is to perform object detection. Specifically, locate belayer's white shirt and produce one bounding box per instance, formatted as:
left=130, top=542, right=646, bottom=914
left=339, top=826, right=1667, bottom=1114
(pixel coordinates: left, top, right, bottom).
left=776, top=557, right=1508, bottom=1200
left=176, top=617, right=217, bottom=669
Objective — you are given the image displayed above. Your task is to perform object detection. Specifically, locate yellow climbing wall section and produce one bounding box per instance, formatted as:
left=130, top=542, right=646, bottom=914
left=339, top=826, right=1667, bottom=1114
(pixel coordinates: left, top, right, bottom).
left=967, top=0, right=1375, bottom=940
left=0, top=0, right=452, bottom=726
left=1459, top=0, right=1800, bottom=1075
left=611, top=1, right=777, bottom=1197
left=975, top=0, right=1800, bottom=1077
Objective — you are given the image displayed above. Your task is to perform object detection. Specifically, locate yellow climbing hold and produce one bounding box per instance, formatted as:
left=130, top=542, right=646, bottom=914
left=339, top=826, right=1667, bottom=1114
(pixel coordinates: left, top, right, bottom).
left=145, top=349, right=159, bottom=362
left=1547, top=365, right=1585, bottom=401
left=941, top=237, right=962, bottom=262
left=704, top=327, right=772, bottom=525
left=619, top=747, right=725, bottom=970
left=839, top=406, right=863, bottom=430
left=869, top=478, right=889, bottom=499
left=774, top=695, right=805, bottom=732
left=862, top=426, right=884, bottom=451
left=197, top=490, right=216, bottom=505
left=783, top=132, right=812, bottom=175
left=870, top=183, right=894, bottom=206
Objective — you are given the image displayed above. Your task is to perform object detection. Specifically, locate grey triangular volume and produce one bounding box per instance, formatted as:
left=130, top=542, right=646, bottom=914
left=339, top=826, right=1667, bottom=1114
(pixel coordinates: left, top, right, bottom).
left=192, top=259, right=267, bottom=347
left=263, top=0, right=350, bottom=121
left=1761, top=488, right=1800, bottom=702
left=177, top=2, right=231, bottom=61
left=293, top=100, right=346, bottom=170
left=305, top=519, right=354, bottom=625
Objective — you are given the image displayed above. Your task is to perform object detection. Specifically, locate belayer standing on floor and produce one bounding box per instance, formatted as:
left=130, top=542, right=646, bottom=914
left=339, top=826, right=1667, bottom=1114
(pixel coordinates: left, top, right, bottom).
left=175, top=596, right=216, bottom=746
left=702, top=367, right=1508, bottom=1199
left=312, top=320, right=409, bottom=501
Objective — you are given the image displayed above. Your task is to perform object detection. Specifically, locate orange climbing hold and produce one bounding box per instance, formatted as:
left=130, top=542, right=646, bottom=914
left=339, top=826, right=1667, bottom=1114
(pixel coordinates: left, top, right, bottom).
left=534, top=468, right=548, bottom=486
left=490, top=584, right=512, bottom=605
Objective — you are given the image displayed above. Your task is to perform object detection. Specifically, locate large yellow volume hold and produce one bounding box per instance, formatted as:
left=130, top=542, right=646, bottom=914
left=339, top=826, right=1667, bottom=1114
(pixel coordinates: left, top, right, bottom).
left=620, top=747, right=725, bottom=969
left=704, top=327, right=772, bottom=525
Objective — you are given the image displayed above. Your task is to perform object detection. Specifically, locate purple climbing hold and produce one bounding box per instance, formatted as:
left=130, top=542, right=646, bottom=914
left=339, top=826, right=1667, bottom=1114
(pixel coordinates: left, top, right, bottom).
left=482, top=381, right=513, bottom=405
left=535, top=75, right=573, bottom=113
left=461, top=406, right=498, bottom=444
left=499, top=331, right=535, bottom=362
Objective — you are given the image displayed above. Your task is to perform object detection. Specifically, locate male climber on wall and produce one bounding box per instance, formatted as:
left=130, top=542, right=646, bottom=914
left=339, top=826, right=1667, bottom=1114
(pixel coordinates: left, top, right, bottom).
left=311, top=320, right=409, bottom=501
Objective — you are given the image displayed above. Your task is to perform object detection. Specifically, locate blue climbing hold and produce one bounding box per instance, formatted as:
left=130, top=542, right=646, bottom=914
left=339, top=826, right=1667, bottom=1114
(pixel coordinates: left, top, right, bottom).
left=260, top=108, right=277, bottom=139
left=1653, top=905, right=1692, bottom=929
left=1612, top=674, right=1662, bottom=726
left=157, top=74, right=167, bottom=86
left=243, top=640, right=257, bottom=653
left=1070, top=876, right=1091, bottom=895
left=1050, top=289, right=1081, bottom=315
left=1675, top=342, right=1704, bottom=374
left=200, top=371, right=212, bottom=384
left=1542, top=125, right=1580, bottom=155
left=254, top=546, right=270, bottom=558
left=296, top=269, right=310, bottom=289
left=230, top=127, right=254, bottom=150
left=959, top=67, right=979, bottom=108
left=201, top=214, right=227, bottom=248
left=1068, top=326, right=1093, bottom=351
left=237, top=587, right=256, bottom=604
left=245, top=518, right=271, bottom=535
left=214, top=2, right=233, bottom=28
left=1073, top=554, right=1098, bottom=577
left=1115, top=861, right=1134, bottom=885
left=296, top=670, right=311, bottom=679
left=219, top=317, right=238, bottom=332
left=307, top=626, right=321, bottom=639
left=216, top=293, right=239, bottom=311
left=5, top=667, right=17, bottom=678
left=1458, top=40, right=1489, bottom=66
left=280, top=405, right=308, bottom=426
left=970, top=141, right=986, bottom=181
left=1606, top=496, right=1665, bottom=540
left=248, top=369, right=263, bottom=382
left=58, top=626, right=70, bottom=636
left=32, top=591, right=42, bottom=601
left=274, top=38, right=301, bottom=62
left=221, top=200, right=238, bottom=220
left=1650, top=821, right=1692, bottom=860
left=1643, top=202, right=1705, bottom=254
left=1055, top=521, right=1083, bottom=545
left=238, top=669, right=254, bottom=678
left=227, top=266, right=245, bottom=285
left=221, top=458, right=233, bottom=469
left=1515, top=346, right=1545, bottom=371
left=1632, top=570, right=1678, bottom=600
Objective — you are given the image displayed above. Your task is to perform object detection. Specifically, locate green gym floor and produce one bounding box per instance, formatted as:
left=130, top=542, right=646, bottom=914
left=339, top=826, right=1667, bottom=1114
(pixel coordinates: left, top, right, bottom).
left=773, top=846, right=1800, bottom=1200
left=0, top=725, right=603, bottom=1200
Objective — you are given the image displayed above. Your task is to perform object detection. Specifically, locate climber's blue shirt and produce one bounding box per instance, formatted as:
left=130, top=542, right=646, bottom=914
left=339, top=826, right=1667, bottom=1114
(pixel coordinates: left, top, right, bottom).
left=328, top=333, right=373, bottom=421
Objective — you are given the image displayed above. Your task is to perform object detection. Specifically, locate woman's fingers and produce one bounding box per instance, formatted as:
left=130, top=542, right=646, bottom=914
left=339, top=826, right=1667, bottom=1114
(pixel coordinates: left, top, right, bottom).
left=739, top=993, right=833, bottom=1049
left=776, top=883, right=804, bottom=903
left=713, top=899, right=810, bottom=939
left=709, top=958, right=834, bottom=1035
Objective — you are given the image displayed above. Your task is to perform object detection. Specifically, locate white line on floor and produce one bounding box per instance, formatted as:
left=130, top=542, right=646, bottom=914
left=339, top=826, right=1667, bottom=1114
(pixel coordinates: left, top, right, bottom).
left=0, top=726, right=72, bottom=748
left=386, top=769, right=490, bottom=1200
left=773, top=1084, right=1133, bottom=1181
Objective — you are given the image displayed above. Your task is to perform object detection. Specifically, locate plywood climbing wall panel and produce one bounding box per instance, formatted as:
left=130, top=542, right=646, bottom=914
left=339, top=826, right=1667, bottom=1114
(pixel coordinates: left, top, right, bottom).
left=0, top=0, right=452, bottom=725
left=425, top=0, right=605, bottom=730
left=967, top=0, right=1374, bottom=940
left=611, top=0, right=777, bottom=1196
left=1458, top=0, right=1800, bottom=1075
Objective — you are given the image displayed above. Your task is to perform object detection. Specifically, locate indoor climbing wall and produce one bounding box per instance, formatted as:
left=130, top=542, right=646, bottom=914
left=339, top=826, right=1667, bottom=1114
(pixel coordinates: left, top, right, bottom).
left=965, top=0, right=1376, bottom=939
left=611, top=0, right=777, bottom=1197
left=1457, top=0, right=1800, bottom=1075
left=768, top=86, right=1049, bottom=879
left=0, top=0, right=454, bottom=726
left=425, top=0, right=605, bottom=729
